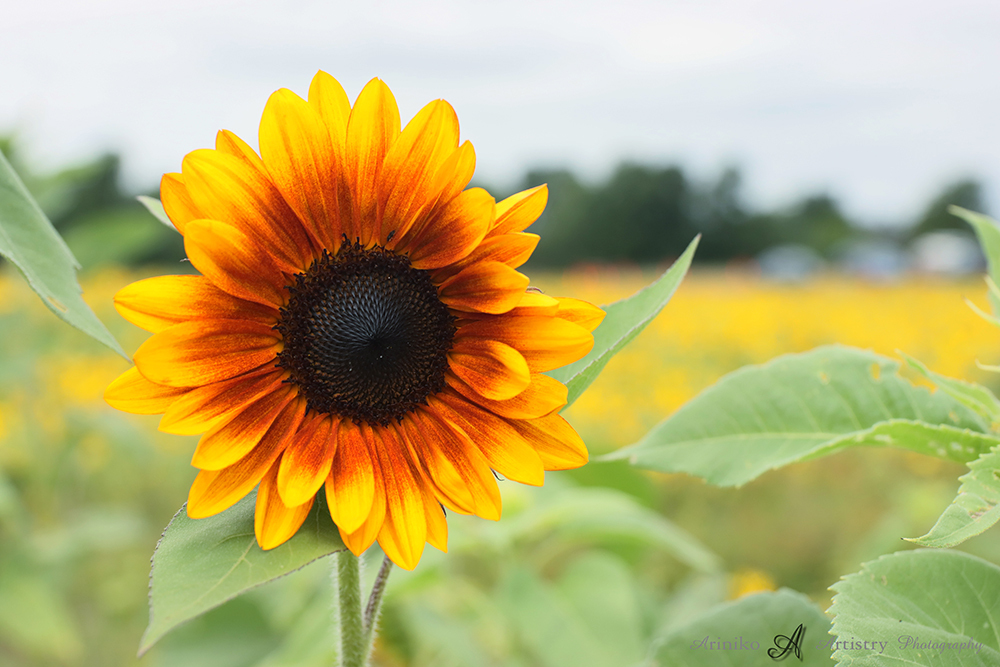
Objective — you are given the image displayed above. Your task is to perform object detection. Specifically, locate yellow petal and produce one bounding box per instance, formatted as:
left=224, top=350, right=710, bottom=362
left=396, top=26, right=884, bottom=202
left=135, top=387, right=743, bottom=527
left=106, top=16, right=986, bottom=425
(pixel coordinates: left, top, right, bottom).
left=114, top=274, right=276, bottom=334
left=259, top=88, right=342, bottom=249
left=510, top=413, right=589, bottom=471
left=439, top=261, right=530, bottom=314
left=183, top=219, right=287, bottom=308
left=191, top=385, right=296, bottom=470
left=448, top=338, right=530, bottom=401
left=133, top=319, right=280, bottom=387
left=277, top=414, right=337, bottom=508
left=160, top=173, right=200, bottom=233
left=344, top=78, right=400, bottom=245
left=378, top=99, right=460, bottom=245
left=255, top=462, right=314, bottom=550
left=374, top=424, right=427, bottom=570
left=181, top=148, right=313, bottom=270
left=159, top=365, right=285, bottom=435
left=104, top=366, right=187, bottom=414
left=187, top=399, right=305, bottom=518
left=431, top=392, right=545, bottom=486
left=490, top=185, right=547, bottom=236
left=328, top=420, right=376, bottom=534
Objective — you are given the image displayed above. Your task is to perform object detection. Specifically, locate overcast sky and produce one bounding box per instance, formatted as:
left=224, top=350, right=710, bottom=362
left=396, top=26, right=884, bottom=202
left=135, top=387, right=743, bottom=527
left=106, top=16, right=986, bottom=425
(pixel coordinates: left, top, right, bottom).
left=3, top=0, right=999, bottom=224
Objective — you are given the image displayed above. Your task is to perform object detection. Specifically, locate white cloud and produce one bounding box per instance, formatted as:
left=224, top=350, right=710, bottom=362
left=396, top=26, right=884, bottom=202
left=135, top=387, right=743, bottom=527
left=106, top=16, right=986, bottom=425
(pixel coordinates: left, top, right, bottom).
left=3, top=0, right=999, bottom=222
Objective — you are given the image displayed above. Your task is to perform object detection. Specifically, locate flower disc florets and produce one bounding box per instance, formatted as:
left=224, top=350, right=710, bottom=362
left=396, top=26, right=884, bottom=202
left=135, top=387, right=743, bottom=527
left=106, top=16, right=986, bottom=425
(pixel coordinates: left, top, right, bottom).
left=276, top=241, right=456, bottom=425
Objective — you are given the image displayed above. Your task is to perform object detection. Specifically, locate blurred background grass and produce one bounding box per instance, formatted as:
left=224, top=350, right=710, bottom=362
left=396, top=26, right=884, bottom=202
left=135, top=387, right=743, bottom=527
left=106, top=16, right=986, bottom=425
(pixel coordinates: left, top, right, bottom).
left=3, top=136, right=1000, bottom=665
left=2, top=260, right=1000, bottom=666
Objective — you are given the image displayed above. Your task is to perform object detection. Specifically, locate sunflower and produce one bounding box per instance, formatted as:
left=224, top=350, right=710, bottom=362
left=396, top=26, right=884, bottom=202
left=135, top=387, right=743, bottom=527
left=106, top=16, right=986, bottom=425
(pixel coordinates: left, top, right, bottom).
left=105, top=71, right=604, bottom=570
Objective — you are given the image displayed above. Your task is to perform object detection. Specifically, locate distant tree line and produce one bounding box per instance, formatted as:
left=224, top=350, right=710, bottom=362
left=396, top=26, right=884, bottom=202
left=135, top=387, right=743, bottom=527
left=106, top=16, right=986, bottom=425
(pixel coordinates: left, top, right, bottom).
left=0, top=137, right=986, bottom=269
left=494, top=164, right=985, bottom=267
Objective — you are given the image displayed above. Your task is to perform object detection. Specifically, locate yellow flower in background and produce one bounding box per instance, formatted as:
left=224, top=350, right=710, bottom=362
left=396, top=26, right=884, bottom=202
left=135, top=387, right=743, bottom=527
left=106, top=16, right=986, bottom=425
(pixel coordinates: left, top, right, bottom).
left=104, top=71, right=603, bottom=570
left=728, top=568, right=777, bottom=599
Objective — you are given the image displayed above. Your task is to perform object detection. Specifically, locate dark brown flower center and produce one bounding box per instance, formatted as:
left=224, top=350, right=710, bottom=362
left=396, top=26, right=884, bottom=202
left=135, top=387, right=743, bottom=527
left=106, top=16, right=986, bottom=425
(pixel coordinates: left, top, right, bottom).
left=276, top=241, right=455, bottom=425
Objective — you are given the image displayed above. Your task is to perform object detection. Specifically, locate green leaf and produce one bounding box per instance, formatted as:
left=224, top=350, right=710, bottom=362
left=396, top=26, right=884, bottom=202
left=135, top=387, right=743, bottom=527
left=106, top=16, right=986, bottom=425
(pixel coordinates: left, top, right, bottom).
left=606, top=346, right=992, bottom=487
left=0, top=148, right=125, bottom=357
left=550, top=235, right=699, bottom=408
left=952, top=205, right=1000, bottom=315
left=138, top=195, right=177, bottom=230
left=902, top=352, right=1000, bottom=424
left=141, top=491, right=345, bottom=655
left=557, top=552, right=645, bottom=666
left=649, top=589, right=834, bottom=666
left=908, top=444, right=1000, bottom=547
left=505, top=486, right=721, bottom=573
left=499, top=565, right=621, bottom=667
left=829, top=549, right=1000, bottom=665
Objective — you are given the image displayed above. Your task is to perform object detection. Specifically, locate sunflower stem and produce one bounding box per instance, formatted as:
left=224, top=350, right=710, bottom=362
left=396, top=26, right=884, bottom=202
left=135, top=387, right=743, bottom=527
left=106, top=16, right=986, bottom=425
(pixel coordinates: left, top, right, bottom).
left=335, top=550, right=366, bottom=667
left=363, top=556, right=393, bottom=644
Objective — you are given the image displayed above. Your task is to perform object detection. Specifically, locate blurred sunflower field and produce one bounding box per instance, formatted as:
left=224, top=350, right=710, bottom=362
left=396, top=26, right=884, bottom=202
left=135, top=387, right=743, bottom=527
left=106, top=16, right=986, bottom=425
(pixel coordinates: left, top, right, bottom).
left=3, top=257, right=999, bottom=667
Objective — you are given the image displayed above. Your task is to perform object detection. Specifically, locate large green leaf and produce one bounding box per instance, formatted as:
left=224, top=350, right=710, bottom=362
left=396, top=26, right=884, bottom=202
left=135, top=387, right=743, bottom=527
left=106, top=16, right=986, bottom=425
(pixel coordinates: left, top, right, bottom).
left=908, top=444, right=1000, bottom=548
left=141, top=492, right=345, bottom=655
left=0, top=149, right=125, bottom=357
left=550, top=235, right=698, bottom=408
left=829, top=550, right=1000, bottom=666
left=606, top=346, right=993, bottom=486
left=902, top=352, right=1000, bottom=424
left=952, top=206, right=1000, bottom=315
left=649, top=589, right=834, bottom=666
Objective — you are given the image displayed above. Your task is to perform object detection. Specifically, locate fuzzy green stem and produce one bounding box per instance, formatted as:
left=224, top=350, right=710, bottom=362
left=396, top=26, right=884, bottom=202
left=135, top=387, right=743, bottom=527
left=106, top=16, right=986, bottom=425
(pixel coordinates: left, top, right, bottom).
left=336, top=550, right=365, bottom=667
left=363, top=556, right=393, bottom=644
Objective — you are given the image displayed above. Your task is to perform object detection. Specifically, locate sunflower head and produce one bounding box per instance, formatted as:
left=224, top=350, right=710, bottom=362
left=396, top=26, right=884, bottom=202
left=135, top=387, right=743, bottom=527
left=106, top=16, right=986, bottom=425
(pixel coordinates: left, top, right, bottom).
left=105, top=71, right=604, bottom=570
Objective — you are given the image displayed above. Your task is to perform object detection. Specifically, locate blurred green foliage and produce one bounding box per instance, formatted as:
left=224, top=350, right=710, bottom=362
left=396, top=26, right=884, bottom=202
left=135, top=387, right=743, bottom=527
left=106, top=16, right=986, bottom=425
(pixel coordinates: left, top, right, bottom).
left=1, top=265, right=997, bottom=666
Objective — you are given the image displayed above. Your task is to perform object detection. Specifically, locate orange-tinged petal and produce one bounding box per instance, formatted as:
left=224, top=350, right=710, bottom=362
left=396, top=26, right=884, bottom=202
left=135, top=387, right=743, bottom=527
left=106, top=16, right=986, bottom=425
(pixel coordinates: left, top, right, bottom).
left=374, top=424, right=427, bottom=570
left=184, top=220, right=287, bottom=308
left=308, top=71, right=352, bottom=240
left=308, top=71, right=351, bottom=148
left=420, top=481, right=448, bottom=552
left=439, top=261, right=529, bottom=314
left=260, top=88, right=342, bottom=249
left=332, top=445, right=386, bottom=557
left=403, top=409, right=501, bottom=520
left=378, top=99, right=460, bottom=245
left=555, top=297, right=605, bottom=332
left=104, top=366, right=187, bottom=414
left=160, top=173, right=200, bottom=233
left=216, top=129, right=267, bottom=171
left=133, top=319, right=280, bottom=387
left=509, top=413, right=589, bottom=470
left=191, top=385, right=296, bottom=470
left=181, top=149, right=312, bottom=270
left=430, top=392, right=545, bottom=486
left=490, top=185, right=547, bottom=236
left=159, top=365, right=285, bottom=435
left=277, top=414, right=337, bottom=507
left=426, top=140, right=476, bottom=209
left=446, top=371, right=567, bottom=420
left=456, top=315, right=593, bottom=373
left=328, top=421, right=376, bottom=534
left=508, top=291, right=560, bottom=317
left=344, top=78, right=400, bottom=245
left=405, top=187, right=492, bottom=270
left=255, top=462, right=315, bottom=550
left=436, top=233, right=539, bottom=281
left=448, top=338, right=530, bottom=401
left=114, top=274, right=277, bottom=334
left=187, top=398, right=305, bottom=518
